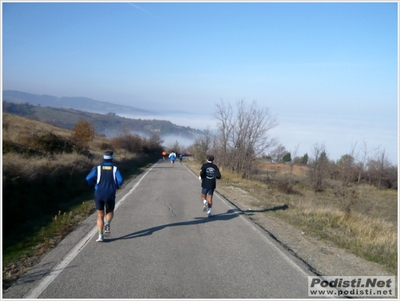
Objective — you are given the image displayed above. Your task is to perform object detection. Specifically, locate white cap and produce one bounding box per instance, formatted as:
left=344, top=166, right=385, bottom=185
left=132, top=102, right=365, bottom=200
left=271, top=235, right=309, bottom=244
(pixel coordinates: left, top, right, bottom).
left=103, top=150, right=114, bottom=160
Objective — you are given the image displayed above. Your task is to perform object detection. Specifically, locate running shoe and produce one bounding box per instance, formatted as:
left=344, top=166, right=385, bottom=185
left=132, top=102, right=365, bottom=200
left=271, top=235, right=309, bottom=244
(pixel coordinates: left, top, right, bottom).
left=203, top=200, right=208, bottom=212
left=207, top=208, right=212, bottom=217
left=104, top=223, right=110, bottom=236
left=96, top=235, right=103, bottom=242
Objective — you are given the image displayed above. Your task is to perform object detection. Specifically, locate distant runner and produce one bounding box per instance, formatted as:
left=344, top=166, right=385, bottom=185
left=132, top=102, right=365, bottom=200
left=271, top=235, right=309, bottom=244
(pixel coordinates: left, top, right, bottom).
left=169, top=151, right=176, bottom=167
left=86, top=150, right=124, bottom=242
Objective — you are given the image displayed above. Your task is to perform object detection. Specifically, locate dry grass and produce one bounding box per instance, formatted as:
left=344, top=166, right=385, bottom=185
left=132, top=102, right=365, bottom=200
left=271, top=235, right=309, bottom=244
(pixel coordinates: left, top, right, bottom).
left=2, top=152, right=93, bottom=176
left=282, top=197, right=397, bottom=270
left=2, top=112, right=162, bottom=290
left=186, top=159, right=398, bottom=273
left=3, top=113, right=72, bottom=140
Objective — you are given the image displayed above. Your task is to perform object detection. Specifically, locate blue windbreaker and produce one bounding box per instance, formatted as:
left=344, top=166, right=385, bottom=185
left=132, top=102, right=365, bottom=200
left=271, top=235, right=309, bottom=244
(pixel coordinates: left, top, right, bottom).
left=86, top=161, right=124, bottom=201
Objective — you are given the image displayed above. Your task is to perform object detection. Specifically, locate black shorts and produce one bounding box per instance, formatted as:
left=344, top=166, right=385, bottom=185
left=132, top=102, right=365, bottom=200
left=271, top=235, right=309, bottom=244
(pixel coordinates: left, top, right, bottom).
left=201, top=187, right=214, bottom=195
left=94, top=198, right=115, bottom=211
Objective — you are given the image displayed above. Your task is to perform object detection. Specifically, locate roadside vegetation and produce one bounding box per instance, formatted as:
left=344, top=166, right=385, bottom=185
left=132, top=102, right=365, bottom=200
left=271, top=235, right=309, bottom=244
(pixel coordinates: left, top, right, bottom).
left=2, top=98, right=397, bottom=290
left=2, top=113, right=163, bottom=289
left=186, top=99, right=397, bottom=274
left=185, top=158, right=397, bottom=274
left=227, top=166, right=395, bottom=272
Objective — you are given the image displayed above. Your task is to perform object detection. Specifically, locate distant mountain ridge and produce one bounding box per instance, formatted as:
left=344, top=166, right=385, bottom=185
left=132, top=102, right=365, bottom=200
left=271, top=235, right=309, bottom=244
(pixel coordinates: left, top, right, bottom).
left=2, top=101, right=203, bottom=141
left=3, top=90, right=153, bottom=115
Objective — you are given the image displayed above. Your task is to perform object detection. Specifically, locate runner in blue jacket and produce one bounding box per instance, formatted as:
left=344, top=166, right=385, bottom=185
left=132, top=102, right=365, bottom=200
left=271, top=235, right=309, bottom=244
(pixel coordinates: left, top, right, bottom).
left=169, top=151, right=176, bottom=167
left=86, top=150, right=124, bottom=242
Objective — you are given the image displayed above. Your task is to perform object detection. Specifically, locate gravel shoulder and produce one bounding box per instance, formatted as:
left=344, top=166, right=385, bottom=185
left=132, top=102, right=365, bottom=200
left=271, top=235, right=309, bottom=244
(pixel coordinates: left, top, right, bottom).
left=215, top=184, right=394, bottom=277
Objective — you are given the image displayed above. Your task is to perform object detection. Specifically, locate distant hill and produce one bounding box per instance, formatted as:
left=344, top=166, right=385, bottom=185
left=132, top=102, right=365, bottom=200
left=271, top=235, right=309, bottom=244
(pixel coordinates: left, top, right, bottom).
left=2, top=101, right=203, bottom=140
left=3, top=90, right=153, bottom=115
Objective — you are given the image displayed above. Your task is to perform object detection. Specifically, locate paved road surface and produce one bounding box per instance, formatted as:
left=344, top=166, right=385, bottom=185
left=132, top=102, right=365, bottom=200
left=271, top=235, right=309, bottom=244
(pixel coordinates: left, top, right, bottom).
left=4, top=159, right=314, bottom=298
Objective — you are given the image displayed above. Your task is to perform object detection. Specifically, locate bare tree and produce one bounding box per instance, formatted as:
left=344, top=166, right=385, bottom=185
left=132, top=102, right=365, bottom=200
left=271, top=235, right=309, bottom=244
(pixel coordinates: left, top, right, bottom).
left=147, top=133, right=164, bottom=151
left=308, top=143, right=329, bottom=192
left=331, top=141, right=383, bottom=216
left=213, top=99, right=278, bottom=176
left=331, top=143, right=362, bottom=216
left=270, top=144, right=287, bottom=162
left=355, top=140, right=378, bottom=185
left=367, top=149, right=392, bottom=189
left=192, top=128, right=212, bottom=162
left=275, top=144, right=300, bottom=194
left=213, top=100, right=235, bottom=168
left=288, top=144, right=299, bottom=188
left=170, top=140, right=181, bottom=153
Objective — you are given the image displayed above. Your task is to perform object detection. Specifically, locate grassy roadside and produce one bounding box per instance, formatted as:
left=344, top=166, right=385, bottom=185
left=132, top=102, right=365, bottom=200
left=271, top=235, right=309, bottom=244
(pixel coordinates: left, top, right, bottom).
left=3, top=156, right=396, bottom=291
left=3, top=112, right=171, bottom=292
left=185, top=159, right=397, bottom=274
left=2, top=153, right=158, bottom=291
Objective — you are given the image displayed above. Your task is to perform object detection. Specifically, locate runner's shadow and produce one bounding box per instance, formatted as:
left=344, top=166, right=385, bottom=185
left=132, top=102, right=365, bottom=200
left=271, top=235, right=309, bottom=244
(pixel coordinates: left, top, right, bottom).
left=243, top=204, right=289, bottom=214
left=107, top=209, right=242, bottom=242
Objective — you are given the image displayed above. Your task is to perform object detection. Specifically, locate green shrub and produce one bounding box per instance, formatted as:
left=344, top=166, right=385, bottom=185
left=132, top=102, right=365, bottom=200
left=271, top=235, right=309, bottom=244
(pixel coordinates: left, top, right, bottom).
left=27, top=131, right=74, bottom=155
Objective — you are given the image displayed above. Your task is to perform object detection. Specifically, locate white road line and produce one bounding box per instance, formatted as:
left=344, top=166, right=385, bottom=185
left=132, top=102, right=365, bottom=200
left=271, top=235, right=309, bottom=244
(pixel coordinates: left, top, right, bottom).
left=24, top=162, right=159, bottom=299
left=184, top=162, right=311, bottom=278
left=219, top=195, right=311, bottom=278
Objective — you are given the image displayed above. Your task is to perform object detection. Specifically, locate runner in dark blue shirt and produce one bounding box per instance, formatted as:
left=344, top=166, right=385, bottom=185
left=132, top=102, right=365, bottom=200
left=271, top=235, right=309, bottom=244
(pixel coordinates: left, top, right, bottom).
left=199, top=155, right=221, bottom=217
left=86, top=150, right=124, bottom=242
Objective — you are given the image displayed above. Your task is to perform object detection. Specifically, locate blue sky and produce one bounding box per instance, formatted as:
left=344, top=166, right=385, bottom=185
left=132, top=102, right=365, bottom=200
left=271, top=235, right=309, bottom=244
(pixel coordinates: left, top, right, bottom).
left=2, top=1, right=398, bottom=163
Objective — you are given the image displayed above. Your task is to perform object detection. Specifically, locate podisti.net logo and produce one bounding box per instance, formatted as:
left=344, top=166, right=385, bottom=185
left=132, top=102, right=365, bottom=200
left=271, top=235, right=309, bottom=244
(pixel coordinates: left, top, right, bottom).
left=308, top=276, right=396, bottom=297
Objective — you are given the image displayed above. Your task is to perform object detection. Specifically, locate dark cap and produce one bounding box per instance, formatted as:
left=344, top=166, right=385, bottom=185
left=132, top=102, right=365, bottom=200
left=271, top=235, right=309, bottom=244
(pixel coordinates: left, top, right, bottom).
left=207, top=155, right=214, bottom=162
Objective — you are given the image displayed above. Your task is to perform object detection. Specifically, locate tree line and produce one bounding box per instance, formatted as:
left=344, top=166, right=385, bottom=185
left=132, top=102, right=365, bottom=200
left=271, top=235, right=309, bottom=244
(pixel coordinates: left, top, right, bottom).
left=189, top=99, right=397, bottom=192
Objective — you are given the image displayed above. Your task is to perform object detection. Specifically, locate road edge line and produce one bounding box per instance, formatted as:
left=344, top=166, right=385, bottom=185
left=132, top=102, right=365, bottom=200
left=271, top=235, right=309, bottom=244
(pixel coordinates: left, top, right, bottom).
left=23, top=161, right=159, bottom=298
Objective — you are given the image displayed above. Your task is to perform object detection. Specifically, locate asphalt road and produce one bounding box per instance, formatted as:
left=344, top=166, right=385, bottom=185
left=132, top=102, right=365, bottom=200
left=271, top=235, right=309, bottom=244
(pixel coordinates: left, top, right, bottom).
left=4, top=159, right=314, bottom=299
